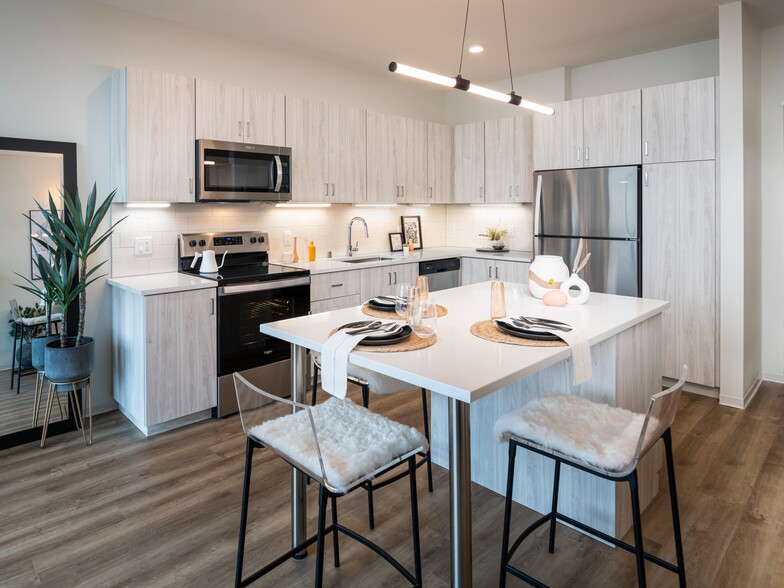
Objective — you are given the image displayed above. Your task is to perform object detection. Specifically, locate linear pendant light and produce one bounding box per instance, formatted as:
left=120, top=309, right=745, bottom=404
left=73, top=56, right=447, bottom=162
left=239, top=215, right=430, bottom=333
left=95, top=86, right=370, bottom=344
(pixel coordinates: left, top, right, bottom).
left=389, top=0, right=554, bottom=116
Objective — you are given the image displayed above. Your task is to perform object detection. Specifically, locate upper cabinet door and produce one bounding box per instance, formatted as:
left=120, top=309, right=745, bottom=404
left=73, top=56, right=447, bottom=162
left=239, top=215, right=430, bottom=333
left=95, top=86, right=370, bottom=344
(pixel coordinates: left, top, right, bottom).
left=453, top=121, right=485, bottom=203
left=244, top=89, right=286, bottom=146
left=113, top=67, right=195, bottom=203
left=642, top=78, right=715, bottom=163
left=367, top=112, right=404, bottom=203
left=404, top=118, right=428, bottom=202
left=583, top=90, right=641, bottom=167
left=285, top=96, right=328, bottom=202
left=195, top=79, right=244, bottom=142
left=328, top=103, right=366, bottom=203
left=427, top=122, right=453, bottom=202
left=533, top=99, right=583, bottom=171
left=514, top=115, right=533, bottom=202
left=484, top=117, right=517, bottom=203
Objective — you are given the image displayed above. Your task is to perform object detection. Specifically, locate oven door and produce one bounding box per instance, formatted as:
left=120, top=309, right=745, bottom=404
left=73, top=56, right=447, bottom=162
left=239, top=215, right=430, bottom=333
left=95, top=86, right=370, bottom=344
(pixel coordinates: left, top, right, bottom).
left=216, top=277, right=310, bottom=416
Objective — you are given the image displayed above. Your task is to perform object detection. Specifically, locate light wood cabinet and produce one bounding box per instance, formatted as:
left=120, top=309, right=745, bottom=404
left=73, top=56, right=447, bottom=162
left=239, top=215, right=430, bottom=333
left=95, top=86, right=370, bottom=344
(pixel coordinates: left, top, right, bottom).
left=484, top=116, right=533, bottom=203
left=427, top=122, right=453, bottom=202
left=111, top=66, right=195, bottom=203
left=582, top=90, right=641, bottom=167
left=642, top=78, right=715, bottom=164
left=195, top=80, right=286, bottom=146
left=112, top=286, right=217, bottom=435
left=310, top=270, right=361, bottom=301
left=367, top=112, right=428, bottom=203
left=642, top=161, right=716, bottom=387
left=534, top=91, right=640, bottom=171
left=453, top=122, right=485, bottom=203
left=360, top=263, right=419, bottom=302
left=461, top=257, right=530, bottom=285
left=286, top=97, right=366, bottom=202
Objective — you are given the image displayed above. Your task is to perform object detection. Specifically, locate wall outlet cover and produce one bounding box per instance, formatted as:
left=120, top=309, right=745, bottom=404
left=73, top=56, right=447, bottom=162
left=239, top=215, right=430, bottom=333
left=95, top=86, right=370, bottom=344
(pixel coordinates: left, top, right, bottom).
left=507, top=224, right=516, bottom=237
left=283, top=230, right=292, bottom=247
left=134, top=236, right=153, bottom=257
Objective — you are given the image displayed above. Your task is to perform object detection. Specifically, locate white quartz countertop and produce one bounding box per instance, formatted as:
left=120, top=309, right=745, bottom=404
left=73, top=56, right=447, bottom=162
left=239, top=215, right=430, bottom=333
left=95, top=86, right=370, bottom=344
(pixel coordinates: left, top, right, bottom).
left=260, top=282, right=669, bottom=403
left=277, top=247, right=533, bottom=274
left=108, top=273, right=216, bottom=296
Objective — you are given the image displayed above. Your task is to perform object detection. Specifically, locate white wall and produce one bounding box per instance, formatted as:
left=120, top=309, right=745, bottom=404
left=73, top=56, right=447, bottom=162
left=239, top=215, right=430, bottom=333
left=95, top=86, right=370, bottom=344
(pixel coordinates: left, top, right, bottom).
left=760, top=25, right=784, bottom=382
left=0, top=153, right=62, bottom=370
left=569, top=39, right=720, bottom=98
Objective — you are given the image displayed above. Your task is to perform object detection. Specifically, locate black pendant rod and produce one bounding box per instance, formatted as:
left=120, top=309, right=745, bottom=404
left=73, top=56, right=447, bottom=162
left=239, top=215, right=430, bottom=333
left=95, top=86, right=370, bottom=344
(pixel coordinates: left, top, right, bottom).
left=501, top=0, right=515, bottom=94
left=457, top=0, right=471, bottom=76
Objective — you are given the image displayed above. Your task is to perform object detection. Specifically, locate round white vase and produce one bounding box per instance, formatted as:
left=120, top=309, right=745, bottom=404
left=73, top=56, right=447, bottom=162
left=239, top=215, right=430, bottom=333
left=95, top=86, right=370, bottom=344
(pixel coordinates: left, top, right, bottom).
left=528, top=255, right=570, bottom=299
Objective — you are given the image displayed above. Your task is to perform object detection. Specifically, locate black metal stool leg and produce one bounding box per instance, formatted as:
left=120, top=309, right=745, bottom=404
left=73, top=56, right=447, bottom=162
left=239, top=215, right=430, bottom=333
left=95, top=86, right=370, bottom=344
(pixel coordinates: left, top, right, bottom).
left=548, top=460, right=561, bottom=553
left=235, top=438, right=255, bottom=588
left=499, top=441, right=518, bottom=588
left=361, top=384, right=369, bottom=408
left=629, top=470, right=647, bottom=587
left=361, top=383, right=375, bottom=529
left=311, top=364, right=319, bottom=406
left=315, top=485, right=329, bottom=588
left=15, top=324, right=26, bottom=394
left=10, top=323, right=19, bottom=389
left=330, top=495, right=340, bottom=568
left=663, top=430, right=687, bottom=587
left=421, top=388, right=433, bottom=493
left=408, top=456, right=423, bottom=587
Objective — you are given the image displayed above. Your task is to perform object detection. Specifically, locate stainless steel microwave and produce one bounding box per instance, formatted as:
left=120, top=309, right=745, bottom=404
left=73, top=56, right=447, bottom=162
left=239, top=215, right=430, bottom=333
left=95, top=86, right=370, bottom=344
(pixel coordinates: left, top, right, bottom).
left=196, top=139, right=291, bottom=202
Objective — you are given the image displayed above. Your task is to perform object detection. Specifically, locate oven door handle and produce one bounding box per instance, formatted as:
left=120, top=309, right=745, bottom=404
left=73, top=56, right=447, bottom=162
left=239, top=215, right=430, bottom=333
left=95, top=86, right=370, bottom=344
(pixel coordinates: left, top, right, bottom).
left=219, top=276, right=310, bottom=296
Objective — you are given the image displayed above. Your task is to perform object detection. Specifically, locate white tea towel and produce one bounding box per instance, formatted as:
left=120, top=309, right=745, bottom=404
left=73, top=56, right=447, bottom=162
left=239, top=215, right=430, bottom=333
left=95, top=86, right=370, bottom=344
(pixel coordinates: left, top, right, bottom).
left=320, top=329, right=373, bottom=398
left=553, top=328, right=592, bottom=385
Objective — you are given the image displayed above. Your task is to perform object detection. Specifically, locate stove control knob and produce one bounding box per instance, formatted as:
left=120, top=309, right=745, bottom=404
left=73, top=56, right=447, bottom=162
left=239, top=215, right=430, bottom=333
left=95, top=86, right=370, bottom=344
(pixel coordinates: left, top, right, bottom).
left=258, top=235, right=265, bottom=243
left=250, top=236, right=257, bottom=244
left=188, top=240, right=197, bottom=247
left=198, top=239, right=206, bottom=247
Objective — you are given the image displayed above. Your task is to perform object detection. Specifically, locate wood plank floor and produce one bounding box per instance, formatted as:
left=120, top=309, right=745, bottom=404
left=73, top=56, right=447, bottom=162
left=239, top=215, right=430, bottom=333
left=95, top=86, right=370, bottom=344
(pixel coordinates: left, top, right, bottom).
left=0, top=369, right=66, bottom=436
left=1, top=381, right=783, bottom=587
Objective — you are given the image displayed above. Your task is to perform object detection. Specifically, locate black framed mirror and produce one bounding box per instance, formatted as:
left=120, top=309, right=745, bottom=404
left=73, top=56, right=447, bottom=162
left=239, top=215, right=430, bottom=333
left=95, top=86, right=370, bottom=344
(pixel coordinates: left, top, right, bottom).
left=0, top=136, right=79, bottom=449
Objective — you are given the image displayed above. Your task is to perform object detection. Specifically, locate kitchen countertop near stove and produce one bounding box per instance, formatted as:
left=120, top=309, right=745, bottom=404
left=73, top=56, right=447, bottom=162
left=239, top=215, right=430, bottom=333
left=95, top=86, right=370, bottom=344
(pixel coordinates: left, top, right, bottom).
left=278, top=247, right=533, bottom=275
left=108, top=273, right=217, bottom=296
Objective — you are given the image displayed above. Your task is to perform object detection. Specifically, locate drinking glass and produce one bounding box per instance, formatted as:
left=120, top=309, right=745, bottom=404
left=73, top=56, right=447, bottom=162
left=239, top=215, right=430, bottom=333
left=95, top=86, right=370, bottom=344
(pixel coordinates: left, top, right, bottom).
left=416, top=275, right=429, bottom=302
left=411, top=297, right=437, bottom=338
left=490, top=281, right=507, bottom=319
left=395, top=282, right=411, bottom=319
left=405, top=286, right=421, bottom=325
left=506, top=286, right=525, bottom=319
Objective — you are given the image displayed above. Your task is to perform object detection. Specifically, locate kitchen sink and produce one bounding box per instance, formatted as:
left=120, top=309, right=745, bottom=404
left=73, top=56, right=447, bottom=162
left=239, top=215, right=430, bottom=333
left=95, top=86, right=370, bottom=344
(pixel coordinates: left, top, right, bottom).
left=339, top=256, right=393, bottom=264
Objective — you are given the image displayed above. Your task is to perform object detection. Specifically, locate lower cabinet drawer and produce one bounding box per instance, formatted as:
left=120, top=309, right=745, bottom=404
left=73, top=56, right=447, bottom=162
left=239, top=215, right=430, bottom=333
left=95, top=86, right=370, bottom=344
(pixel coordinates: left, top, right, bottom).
left=311, top=294, right=362, bottom=314
left=310, top=271, right=361, bottom=300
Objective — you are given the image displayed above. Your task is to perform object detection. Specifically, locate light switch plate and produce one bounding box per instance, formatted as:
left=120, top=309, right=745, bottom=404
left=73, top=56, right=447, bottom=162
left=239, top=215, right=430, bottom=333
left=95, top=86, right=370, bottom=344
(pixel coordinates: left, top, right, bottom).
left=134, top=236, right=153, bottom=257
left=507, top=224, right=516, bottom=237
left=283, top=230, right=292, bottom=247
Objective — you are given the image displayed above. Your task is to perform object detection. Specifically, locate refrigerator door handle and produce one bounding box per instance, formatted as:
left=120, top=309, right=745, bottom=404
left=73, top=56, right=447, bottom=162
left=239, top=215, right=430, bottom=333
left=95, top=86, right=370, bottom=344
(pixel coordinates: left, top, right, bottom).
left=534, top=174, right=543, bottom=237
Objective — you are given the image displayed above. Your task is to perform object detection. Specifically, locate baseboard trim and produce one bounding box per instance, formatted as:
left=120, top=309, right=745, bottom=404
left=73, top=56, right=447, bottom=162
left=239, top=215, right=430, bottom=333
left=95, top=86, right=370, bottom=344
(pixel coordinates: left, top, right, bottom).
left=663, top=377, right=720, bottom=399
left=761, top=372, right=784, bottom=385
left=743, top=376, right=763, bottom=408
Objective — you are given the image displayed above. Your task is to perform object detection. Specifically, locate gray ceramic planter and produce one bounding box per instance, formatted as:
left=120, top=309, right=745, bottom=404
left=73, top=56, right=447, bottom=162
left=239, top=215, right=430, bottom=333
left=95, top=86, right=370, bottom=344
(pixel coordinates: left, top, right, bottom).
left=32, top=335, right=60, bottom=371
left=44, top=337, right=95, bottom=383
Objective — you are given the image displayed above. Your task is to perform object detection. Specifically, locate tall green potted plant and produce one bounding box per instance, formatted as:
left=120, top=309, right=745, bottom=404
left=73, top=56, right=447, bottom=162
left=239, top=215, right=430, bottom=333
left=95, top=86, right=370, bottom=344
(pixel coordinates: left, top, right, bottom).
left=16, top=184, right=123, bottom=382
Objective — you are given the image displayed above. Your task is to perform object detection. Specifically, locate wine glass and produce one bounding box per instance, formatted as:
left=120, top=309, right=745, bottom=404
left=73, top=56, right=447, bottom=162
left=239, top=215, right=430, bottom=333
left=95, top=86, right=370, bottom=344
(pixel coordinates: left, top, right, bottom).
left=395, top=282, right=411, bottom=319
left=411, top=297, right=437, bottom=338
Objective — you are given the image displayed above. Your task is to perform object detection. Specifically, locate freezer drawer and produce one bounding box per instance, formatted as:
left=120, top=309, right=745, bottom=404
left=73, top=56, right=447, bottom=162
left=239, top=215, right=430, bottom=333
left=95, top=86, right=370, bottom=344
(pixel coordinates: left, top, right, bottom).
left=537, top=237, right=640, bottom=297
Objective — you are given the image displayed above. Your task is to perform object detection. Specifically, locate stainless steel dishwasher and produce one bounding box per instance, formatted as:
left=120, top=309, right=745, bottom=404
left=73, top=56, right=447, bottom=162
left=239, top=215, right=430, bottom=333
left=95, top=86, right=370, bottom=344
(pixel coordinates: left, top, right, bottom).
left=419, top=258, right=460, bottom=291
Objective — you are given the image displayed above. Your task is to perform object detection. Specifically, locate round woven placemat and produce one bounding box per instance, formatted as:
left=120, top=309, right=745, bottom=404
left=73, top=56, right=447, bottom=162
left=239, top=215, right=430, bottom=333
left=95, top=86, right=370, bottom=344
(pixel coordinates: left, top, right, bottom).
left=361, top=304, right=448, bottom=319
left=328, top=328, right=437, bottom=353
left=470, top=320, right=567, bottom=347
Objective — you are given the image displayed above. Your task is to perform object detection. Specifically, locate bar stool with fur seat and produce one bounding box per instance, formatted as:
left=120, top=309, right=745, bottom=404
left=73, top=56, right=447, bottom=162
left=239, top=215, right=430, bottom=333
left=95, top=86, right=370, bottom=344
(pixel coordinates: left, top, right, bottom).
left=311, top=353, right=433, bottom=529
left=495, top=366, right=689, bottom=588
left=233, top=372, right=425, bottom=588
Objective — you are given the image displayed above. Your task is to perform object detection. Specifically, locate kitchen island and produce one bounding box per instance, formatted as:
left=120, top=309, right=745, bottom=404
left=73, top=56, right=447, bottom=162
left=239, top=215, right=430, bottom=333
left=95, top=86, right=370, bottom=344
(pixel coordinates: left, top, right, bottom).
left=260, top=282, right=669, bottom=587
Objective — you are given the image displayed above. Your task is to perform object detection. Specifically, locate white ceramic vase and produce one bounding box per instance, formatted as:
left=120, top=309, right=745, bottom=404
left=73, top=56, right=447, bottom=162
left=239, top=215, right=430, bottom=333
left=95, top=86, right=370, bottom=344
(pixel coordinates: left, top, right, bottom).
left=528, top=255, right=570, bottom=299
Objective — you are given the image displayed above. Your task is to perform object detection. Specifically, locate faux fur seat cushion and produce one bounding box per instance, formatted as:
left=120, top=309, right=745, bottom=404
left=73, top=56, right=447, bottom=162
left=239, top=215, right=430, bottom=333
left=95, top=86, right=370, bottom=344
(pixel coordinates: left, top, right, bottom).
left=250, top=397, right=427, bottom=493
left=313, top=353, right=415, bottom=395
left=494, top=393, right=657, bottom=473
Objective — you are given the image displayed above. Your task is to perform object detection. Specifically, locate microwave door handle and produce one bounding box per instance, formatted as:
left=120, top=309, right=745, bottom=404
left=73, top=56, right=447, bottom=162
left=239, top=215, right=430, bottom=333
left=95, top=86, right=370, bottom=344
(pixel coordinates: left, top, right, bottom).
left=273, top=155, right=283, bottom=192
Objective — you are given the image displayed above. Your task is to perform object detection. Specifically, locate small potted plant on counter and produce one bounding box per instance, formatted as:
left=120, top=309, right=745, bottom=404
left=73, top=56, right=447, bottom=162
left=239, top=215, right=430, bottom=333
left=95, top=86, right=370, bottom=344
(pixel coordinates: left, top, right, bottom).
left=16, top=184, right=123, bottom=383
left=480, top=226, right=509, bottom=251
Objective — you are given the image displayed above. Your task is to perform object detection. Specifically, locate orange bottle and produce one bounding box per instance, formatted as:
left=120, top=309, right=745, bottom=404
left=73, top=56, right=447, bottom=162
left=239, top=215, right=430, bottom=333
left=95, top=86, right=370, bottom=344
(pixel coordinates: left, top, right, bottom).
left=308, top=241, right=316, bottom=261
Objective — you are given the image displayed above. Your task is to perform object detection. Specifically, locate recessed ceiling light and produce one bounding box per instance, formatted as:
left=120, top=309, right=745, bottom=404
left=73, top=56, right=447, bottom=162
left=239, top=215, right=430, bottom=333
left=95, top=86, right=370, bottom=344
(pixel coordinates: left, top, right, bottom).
left=468, top=44, right=485, bottom=54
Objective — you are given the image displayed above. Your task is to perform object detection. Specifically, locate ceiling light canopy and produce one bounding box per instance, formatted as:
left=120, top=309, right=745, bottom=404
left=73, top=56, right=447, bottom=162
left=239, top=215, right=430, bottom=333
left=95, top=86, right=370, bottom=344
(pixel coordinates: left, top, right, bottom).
left=389, top=0, right=554, bottom=117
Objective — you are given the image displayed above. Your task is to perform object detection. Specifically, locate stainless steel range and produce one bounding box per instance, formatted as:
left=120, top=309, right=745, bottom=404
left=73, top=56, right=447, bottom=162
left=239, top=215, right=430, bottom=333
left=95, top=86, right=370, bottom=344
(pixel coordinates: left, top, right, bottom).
left=178, top=231, right=310, bottom=417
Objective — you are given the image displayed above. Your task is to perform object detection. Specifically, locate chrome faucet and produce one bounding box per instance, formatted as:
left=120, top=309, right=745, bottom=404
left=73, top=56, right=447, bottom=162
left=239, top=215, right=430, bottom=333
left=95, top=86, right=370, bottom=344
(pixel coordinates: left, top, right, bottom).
left=347, top=216, right=369, bottom=257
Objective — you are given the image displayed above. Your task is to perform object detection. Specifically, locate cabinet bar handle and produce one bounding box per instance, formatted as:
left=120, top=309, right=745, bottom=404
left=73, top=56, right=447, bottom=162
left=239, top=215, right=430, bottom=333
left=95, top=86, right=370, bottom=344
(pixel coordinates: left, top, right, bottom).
left=331, top=283, right=343, bottom=288
left=396, top=185, right=400, bottom=198
left=644, top=171, right=649, bottom=187
left=401, top=185, right=405, bottom=198
left=331, top=183, right=335, bottom=197
left=210, top=298, right=215, bottom=316
left=576, top=146, right=581, bottom=162
left=189, top=178, right=193, bottom=194
left=246, top=122, right=250, bottom=137
left=387, top=272, right=392, bottom=285
left=325, top=183, right=329, bottom=197
left=495, top=266, right=499, bottom=279
left=429, top=186, right=433, bottom=198
left=479, top=186, right=484, bottom=200
left=238, top=121, right=242, bottom=137
left=585, top=146, right=590, bottom=161
left=394, top=271, right=397, bottom=283
left=644, top=141, right=649, bottom=157
left=488, top=266, right=492, bottom=278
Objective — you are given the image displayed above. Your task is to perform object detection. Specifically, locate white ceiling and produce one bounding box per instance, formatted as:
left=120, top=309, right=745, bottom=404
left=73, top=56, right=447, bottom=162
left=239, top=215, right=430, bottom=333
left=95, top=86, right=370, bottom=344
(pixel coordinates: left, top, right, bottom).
left=91, top=0, right=784, bottom=83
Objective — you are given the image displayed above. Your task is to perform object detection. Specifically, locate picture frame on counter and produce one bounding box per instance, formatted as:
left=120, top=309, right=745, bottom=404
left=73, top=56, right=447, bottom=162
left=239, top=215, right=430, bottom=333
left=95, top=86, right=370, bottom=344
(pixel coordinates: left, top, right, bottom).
left=401, top=215, right=423, bottom=250
left=388, top=232, right=404, bottom=252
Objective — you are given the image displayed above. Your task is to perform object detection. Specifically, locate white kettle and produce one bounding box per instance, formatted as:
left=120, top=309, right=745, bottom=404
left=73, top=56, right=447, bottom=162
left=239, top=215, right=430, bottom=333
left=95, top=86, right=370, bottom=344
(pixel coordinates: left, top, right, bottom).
left=191, top=250, right=227, bottom=274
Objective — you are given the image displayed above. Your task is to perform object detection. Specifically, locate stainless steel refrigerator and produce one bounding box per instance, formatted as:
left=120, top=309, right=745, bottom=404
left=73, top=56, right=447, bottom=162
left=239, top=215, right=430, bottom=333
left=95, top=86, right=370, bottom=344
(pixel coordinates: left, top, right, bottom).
left=533, top=166, right=641, bottom=297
